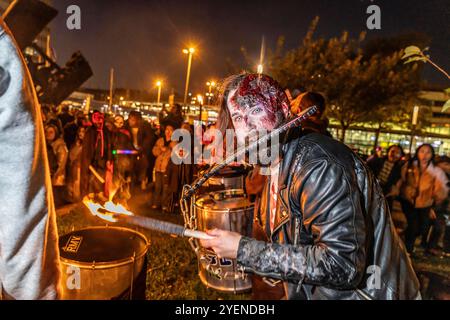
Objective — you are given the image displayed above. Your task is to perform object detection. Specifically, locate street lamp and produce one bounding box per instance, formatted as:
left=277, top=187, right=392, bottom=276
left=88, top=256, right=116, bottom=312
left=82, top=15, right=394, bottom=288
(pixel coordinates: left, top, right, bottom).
left=197, top=94, right=204, bottom=121
left=183, top=47, right=195, bottom=105
left=156, top=80, right=162, bottom=104
left=206, top=81, right=216, bottom=105
left=257, top=64, right=264, bottom=74
left=409, top=105, right=420, bottom=153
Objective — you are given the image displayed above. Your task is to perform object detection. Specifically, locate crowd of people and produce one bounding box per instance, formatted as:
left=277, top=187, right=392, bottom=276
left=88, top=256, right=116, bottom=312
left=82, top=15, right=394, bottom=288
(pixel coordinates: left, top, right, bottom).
left=41, top=89, right=449, bottom=258
left=41, top=103, right=198, bottom=212
left=367, top=143, right=450, bottom=256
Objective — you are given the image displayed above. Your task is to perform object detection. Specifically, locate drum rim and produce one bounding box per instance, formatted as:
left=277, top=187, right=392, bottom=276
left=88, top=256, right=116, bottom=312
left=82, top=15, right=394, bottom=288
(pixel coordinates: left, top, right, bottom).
left=59, top=226, right=149, bottom=269
left=194, top=189, right=254, bottom=212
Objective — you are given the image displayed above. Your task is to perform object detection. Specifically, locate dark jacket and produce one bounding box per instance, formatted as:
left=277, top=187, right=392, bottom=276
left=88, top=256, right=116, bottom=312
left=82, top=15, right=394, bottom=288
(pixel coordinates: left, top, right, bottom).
left=367, top=156, right=403, bottom=195
left=237, top=131, right=420, bottom=300
left=80, top=125, right=113, bottom=196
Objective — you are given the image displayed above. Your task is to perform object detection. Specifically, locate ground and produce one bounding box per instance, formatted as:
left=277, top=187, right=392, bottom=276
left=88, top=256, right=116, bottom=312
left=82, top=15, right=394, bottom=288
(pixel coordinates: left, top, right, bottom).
left=56, top=188, right=450, bottom=300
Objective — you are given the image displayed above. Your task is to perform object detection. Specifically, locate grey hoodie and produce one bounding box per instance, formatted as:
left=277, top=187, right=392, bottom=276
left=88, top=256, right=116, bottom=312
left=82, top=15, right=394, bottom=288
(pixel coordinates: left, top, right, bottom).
left=0, top=19, right=61, bottom=299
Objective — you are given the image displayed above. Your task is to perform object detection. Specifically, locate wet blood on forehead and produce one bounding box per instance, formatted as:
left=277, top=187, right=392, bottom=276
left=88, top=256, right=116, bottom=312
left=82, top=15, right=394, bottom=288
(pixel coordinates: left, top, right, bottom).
left=233, top=74, right=288, bottom=114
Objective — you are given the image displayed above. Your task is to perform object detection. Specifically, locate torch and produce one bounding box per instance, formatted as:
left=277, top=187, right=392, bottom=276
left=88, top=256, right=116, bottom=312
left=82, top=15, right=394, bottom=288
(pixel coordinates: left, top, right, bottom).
left=114, top=214, right=214, bottom=240
left=83, top=196, right=214, bottom=240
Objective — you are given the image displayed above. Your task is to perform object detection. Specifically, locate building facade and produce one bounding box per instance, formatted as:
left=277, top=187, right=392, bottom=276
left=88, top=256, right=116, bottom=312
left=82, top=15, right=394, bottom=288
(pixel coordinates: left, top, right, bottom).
left=328, top=90, right=450, bottom=156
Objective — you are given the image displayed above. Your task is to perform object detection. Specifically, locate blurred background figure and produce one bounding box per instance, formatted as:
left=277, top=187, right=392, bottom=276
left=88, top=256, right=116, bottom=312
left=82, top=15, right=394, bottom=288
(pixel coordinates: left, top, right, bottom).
left=398, top=144, right=449, bottom=254
left=290, top=91, right=330, bottom=136
left=66, top=126, right=86, bottom=203
left=151, top=124, right=174, bottom=212
left=367, top=145, right=405, bottom=212
left=160, top=103, right=184, bottom=131
left=126, top=111, right=156, bottom=190
left=80, top=111, right=113, bottom=199
left=45, top=123, right=68, bottom=207
left=63, top=111, right=86, bottom=150
left=427, top=156, right=450, bottom=256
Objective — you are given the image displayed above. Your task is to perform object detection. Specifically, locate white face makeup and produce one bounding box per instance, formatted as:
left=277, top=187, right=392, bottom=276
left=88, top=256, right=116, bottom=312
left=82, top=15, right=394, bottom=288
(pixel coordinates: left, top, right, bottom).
left=114, top=116, right=124, bottom=128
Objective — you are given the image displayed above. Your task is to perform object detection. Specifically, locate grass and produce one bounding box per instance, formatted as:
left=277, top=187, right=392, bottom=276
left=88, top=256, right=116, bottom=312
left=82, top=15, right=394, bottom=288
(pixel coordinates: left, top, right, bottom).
left=56, top=190, right=449, bottom=300
left=56, top=201, right=250, bottom=300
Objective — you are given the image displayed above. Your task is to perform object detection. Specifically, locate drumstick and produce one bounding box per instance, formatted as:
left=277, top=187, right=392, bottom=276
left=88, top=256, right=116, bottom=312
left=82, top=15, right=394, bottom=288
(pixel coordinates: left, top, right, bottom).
left=182, top=105, right=318, bottom=201
left=114, top=214, right=215, bottom=240
left=89, top=165, right=105, bottom=184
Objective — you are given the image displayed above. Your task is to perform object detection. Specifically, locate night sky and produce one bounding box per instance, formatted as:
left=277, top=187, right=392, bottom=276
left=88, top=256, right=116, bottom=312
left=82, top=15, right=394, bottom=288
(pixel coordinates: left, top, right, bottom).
left=49, top=0, right=449, bottom=99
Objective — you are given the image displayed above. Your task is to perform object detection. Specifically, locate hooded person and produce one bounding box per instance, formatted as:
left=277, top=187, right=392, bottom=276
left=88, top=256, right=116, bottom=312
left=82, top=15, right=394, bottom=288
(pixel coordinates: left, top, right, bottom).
left=0, top=18, right=61, bottom=299
left=200, top=73, right=420, bottom=300
left=80, top=111, right=114, bottom=198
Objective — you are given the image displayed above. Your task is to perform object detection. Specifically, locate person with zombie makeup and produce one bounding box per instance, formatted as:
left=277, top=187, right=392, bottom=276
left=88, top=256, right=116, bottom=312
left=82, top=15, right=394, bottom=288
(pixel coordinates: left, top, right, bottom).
left=80, top=111, right=114, bottom=198
left=200, top=73, right=420, bottom=300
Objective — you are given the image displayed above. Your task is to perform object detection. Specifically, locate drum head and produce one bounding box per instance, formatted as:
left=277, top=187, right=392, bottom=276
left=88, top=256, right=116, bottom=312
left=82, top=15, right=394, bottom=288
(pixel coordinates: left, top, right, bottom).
left=195, top=189, right=253, bottom=211
left=59, top=227, right=147, bottom=264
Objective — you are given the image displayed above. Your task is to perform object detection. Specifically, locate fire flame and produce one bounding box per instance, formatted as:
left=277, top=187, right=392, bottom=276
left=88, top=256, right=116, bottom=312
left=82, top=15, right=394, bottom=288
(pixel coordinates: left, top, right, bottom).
left=82, top=196, right=133, bottom=223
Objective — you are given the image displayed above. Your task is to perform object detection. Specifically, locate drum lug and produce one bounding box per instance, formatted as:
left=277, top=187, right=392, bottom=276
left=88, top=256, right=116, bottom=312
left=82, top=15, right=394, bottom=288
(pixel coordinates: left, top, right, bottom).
left=238, top=266, right=247, bottom=280
left=262, top=277, right=282, bottom=287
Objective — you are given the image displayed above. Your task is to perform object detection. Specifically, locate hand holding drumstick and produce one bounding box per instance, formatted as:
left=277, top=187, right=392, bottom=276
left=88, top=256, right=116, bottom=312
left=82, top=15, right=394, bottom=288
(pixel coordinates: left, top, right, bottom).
left=199, top=229, right=242, bottom=259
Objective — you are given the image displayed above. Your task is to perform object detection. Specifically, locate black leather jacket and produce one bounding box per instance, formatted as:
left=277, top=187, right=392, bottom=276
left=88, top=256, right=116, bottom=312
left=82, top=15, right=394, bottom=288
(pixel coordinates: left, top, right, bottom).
left=237, top=131, right=421, bottom=300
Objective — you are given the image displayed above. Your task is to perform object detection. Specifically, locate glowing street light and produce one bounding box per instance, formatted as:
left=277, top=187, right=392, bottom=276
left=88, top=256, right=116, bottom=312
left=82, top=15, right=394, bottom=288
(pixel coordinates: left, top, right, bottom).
left=156, top=80, right=162, bottom=104
left=197, top=94, right=204, bottom=121
left=183, top=47, right=195, bottom=105
left=206, top=80, right=216, bottom=105
left=257, top=64, right=264, bottom=74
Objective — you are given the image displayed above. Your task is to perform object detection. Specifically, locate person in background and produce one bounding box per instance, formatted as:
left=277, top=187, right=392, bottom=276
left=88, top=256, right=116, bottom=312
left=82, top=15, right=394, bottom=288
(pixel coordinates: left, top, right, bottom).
left=427, top=156, right=450, bottom=255
left=0, top=18, right=60, bottom=299
left=57, top=105, right=74, bottom=129
left=398, top=144, right=449, bottom=254
left=367, top=145, right=405, bottom=212
left=66, top=126, right=85, bottom=202
left=80, top=111, right=114, bottom=199
left=114, top=114, right=126, bottom=130
left=290, top=91, right=331, bottom=136
left=151, top=124, right=175, bottom=211
left=165, top=122, right=195, bottom=213
left=160, top=103, right=184, bottom=131
left=63, top=111, right=85, bottom=150
left=126, top=111, right=156, bottom=190
left=45, top=124, right=69, bottom=207
left=367, top=146, right=383, bottom=163
left=110, top=114, right=134, bottom=206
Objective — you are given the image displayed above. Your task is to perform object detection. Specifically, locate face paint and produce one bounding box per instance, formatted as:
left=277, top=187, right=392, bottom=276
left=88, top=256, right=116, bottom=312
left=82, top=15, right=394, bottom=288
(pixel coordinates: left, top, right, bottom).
left=226, top=74, right=289, bottom=145
left=114, top=116, right=124, bottom=128
left=92, top=112, right=105, bottom=129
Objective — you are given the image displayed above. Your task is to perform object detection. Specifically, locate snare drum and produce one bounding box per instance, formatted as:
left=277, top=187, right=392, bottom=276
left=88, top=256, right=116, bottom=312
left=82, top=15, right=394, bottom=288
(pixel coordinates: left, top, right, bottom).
left=59, top=226, right=148, bottom=300
left=200, top=165, right=248, bottom=191
left=194, top=189, right=254, bottom=293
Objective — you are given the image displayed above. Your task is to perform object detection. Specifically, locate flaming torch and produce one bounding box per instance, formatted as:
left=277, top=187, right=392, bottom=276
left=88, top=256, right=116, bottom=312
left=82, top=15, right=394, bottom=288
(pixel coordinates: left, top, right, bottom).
left=82, top=196, right=213, bottom=240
